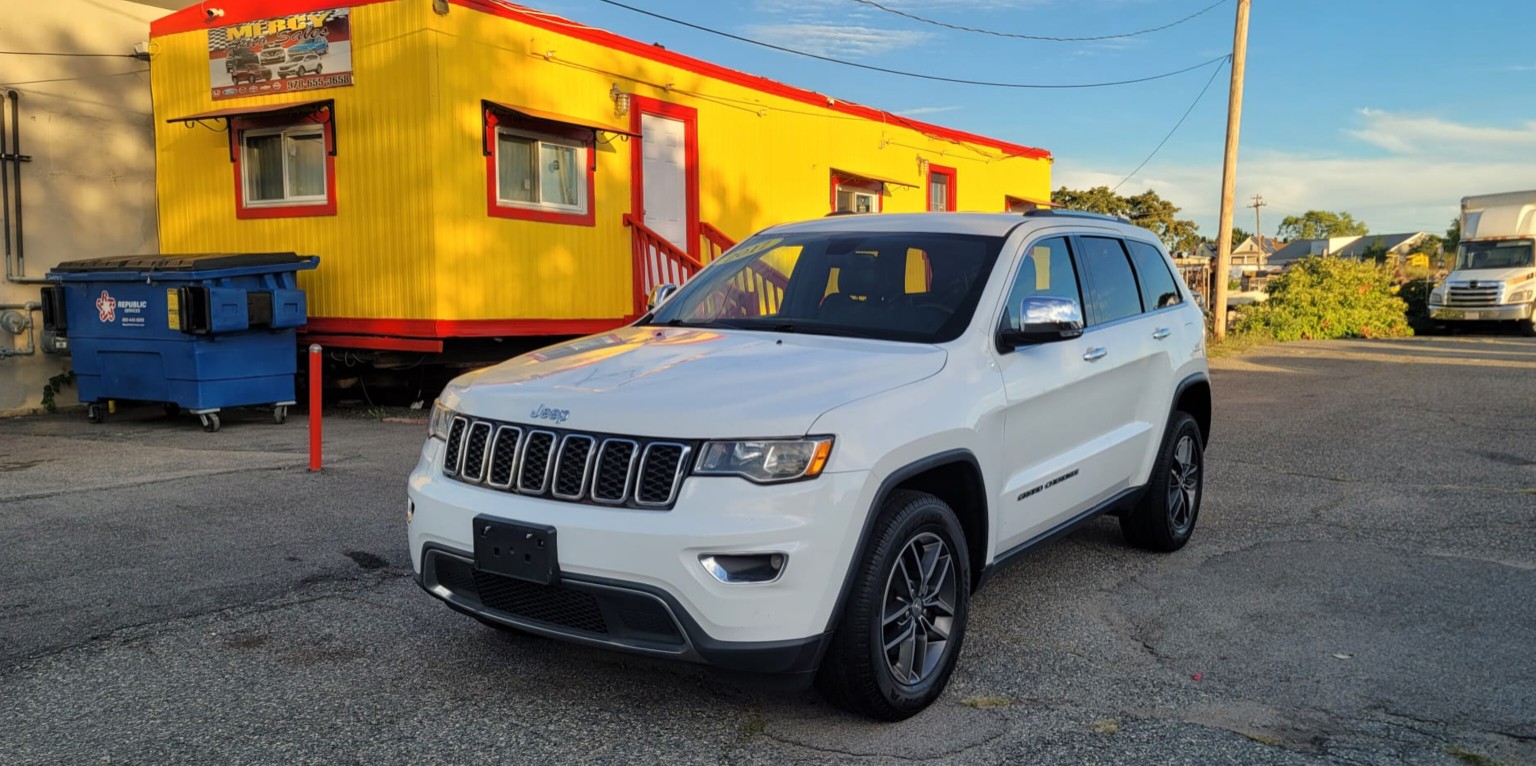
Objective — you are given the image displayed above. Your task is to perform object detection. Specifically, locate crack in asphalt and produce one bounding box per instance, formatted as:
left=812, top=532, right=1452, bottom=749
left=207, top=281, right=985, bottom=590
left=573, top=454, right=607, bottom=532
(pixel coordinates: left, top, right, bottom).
left=0, top=567, right=407, bottom=670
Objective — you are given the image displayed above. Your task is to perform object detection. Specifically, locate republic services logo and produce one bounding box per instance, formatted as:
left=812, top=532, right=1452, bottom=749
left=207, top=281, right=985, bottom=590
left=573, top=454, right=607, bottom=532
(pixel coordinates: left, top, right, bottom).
left=96, top=290, right=117, bottom=323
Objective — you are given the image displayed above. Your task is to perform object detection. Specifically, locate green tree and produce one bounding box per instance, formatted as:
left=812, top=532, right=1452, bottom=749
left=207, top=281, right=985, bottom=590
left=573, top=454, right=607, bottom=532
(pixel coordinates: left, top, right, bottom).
left=1052, top=186, right=1203, bottom=255
left=1275, top=210, right=1370, bottom=240
left=1230, top=227, right=1251, bottom=248
left=1445, top=217, right=1461, bottom=251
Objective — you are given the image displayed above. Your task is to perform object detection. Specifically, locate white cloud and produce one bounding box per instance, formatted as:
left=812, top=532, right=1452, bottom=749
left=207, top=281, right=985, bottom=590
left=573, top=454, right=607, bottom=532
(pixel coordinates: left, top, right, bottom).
left=1058, top=110, right=1536, bottom=235
left=744, top=23, right=933, bottom=57
left=1345, top=108, right=1536, bottom=155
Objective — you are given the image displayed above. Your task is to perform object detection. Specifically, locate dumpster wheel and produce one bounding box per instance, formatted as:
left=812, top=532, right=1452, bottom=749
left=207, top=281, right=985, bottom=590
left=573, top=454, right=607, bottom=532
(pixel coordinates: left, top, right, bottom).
left=199, top=413, right=221, bottom=433
left=273, top=405, right=288, bottom=425
left=86, top=403, right=104, bottom=424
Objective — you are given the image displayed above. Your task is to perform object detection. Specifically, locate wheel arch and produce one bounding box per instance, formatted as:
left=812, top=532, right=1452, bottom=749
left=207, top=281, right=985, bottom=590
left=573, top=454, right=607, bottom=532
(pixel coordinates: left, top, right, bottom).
left=1174, top=372, right=1212, bottom=445
left=823, top=450, right=990, bottom=637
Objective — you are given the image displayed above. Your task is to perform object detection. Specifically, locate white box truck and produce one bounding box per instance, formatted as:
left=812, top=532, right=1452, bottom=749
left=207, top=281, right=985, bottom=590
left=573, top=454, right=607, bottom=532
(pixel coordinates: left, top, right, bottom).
left=1428, top=190, right=1536, bottom=335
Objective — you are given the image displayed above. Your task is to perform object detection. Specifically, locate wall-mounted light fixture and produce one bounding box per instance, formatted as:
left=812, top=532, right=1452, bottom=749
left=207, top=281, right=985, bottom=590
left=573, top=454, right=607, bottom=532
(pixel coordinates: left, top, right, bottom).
left=432, top=0, right=448, bottom=15
left=610, top=84, right=630, bottom=117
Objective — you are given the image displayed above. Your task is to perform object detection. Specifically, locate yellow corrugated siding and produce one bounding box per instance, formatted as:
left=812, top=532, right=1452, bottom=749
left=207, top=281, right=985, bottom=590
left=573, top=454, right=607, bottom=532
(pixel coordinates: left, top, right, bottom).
left=153, top=0, right=436, bottom=321
left=152, top=0, right=1050, bottom=326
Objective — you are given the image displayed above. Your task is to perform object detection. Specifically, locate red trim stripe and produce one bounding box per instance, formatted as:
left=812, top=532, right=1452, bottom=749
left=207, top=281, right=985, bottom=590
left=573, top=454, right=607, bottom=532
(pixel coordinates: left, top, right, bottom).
left=454, top=0, right=1048, bottom=159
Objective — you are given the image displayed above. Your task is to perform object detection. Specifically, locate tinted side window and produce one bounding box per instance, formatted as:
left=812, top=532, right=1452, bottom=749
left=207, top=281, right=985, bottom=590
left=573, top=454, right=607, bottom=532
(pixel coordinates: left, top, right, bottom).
left=1077, top=236, right=1143, bottom=325
left=1125, top=239, right=1183, bottom=310
left=1001, top=237, right=1082, bottom=329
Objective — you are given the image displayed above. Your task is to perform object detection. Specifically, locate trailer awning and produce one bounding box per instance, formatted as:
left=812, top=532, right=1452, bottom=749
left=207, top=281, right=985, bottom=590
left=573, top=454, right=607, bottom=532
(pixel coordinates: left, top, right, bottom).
left=165, top=100, right=336, bottom=162
left=832, top=168, right=918, bottom=189
left=483, top=100, right=640, bottom=139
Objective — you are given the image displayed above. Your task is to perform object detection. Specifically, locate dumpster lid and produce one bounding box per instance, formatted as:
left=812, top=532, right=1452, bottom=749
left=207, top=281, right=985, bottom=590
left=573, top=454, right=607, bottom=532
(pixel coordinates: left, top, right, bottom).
left=51, top=253, right=311, bottom=273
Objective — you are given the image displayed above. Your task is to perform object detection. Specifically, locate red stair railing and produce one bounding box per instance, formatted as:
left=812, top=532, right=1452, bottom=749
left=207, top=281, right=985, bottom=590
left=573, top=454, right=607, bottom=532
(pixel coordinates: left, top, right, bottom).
left=625, top=214, right=704, bottom=314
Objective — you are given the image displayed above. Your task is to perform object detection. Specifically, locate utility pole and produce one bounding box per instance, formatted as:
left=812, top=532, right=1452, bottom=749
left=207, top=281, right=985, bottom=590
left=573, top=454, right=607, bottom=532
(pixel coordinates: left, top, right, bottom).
left=1211, top=0, right=1251, bottom=340
left=1248, top=194, right=1266, bottom=243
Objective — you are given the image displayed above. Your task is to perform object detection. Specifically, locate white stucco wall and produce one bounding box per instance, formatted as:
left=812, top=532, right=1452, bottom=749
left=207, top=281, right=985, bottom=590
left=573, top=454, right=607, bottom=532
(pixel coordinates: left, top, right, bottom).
left=0, top=0, right=163, bottom=415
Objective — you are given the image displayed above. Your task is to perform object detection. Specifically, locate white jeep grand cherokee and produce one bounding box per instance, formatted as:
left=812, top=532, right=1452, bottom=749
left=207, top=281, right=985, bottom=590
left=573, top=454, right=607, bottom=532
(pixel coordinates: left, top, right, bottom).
left=408, top=210, right=1211, bottom=720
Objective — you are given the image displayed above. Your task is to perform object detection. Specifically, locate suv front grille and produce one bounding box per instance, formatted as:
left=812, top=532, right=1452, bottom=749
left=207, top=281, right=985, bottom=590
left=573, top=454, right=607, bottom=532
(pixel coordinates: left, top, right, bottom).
left=443, top=416, right=693, bottom=510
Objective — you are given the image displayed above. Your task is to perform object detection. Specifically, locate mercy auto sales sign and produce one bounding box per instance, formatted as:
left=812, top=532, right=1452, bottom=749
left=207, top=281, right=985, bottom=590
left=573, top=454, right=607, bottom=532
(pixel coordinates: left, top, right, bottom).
left=208, top=7, right=353, bottom=101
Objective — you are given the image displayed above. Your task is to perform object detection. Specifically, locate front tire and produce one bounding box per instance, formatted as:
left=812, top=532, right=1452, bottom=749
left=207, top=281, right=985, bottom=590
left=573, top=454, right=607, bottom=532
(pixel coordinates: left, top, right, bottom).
left=816, top=490, right=970, bottom=720
left=1121, top=411, right=1204, bottom=552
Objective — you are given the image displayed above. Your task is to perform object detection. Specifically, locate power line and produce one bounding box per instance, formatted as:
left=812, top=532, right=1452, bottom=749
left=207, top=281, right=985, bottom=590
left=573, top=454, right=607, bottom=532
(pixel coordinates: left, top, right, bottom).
left=593, top=0, right=1232, bottom=89
left=847, top=0, right=1229, bottom=42
left=0, top=51, right=136, bottom=58
left=1112, top=55, right=1229, bottom=192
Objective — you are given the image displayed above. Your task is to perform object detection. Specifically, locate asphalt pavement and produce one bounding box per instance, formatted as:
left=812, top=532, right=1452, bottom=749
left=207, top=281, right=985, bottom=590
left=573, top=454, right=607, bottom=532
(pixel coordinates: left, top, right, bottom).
left=2, top=335, right=1533, bottom=765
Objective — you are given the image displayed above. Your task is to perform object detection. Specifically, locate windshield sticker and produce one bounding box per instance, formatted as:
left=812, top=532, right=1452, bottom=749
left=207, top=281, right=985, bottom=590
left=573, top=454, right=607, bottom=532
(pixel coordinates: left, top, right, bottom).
left=715, top=237, right=783, bottom=265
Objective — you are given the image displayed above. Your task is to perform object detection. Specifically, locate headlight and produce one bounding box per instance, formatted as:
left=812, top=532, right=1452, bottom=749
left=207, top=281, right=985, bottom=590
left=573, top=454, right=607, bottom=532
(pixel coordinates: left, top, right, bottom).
left=694, top=437, right=834, bottom=483
left=1508, top=289, right=1532, bottom=304
left=428, top=401, right=456, bottom=441
left=1429, top=284, right=1448, bottom=304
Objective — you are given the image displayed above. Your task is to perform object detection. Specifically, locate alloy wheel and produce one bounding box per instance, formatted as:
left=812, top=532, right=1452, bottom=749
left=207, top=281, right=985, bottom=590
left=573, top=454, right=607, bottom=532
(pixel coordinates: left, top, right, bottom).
left=881, top=532, right=958, bottom=686
left=1166, top=434, right=1200, bottom=533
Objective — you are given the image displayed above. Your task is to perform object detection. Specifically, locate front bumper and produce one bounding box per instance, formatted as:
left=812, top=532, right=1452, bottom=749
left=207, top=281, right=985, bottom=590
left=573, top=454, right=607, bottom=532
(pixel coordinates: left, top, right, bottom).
left=1429, top=303, right=1533, bottom=321
left=407, top=437, right=871, bottom=668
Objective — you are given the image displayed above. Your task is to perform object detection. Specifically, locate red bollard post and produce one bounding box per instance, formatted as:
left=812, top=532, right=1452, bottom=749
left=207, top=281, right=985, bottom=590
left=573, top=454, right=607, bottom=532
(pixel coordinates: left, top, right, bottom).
left=308, top=343, right=323, bottom=472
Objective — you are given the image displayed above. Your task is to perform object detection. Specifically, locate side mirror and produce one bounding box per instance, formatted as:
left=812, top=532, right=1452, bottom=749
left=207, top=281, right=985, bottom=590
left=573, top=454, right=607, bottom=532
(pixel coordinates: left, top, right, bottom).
left=998, top=295, right=1084, bottom=348
left=647, top=283, right=679, bottom=311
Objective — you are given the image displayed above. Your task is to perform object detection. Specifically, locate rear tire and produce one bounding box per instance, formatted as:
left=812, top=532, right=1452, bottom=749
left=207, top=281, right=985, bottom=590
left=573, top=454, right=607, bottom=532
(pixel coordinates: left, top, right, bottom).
left=1121, top=411, right=1204, bottom=552
left=816, top=490, right=970, bottom=721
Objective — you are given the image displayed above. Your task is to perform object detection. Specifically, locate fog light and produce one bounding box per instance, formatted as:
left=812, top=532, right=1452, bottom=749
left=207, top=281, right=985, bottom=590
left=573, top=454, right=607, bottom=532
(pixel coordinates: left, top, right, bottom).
left=406, top=499, right=415, bottom=523
left=701, top=553, right=787, bottom=584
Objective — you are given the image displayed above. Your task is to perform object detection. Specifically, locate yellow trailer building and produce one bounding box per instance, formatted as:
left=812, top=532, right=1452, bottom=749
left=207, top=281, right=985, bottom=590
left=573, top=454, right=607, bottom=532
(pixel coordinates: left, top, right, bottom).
left=149, top=0, right=1052, bottom=352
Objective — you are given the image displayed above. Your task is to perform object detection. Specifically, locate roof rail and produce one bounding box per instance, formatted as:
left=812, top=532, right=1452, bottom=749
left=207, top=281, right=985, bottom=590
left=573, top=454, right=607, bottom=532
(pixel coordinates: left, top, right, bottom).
left=1022, top=209, right=1132, bottom=224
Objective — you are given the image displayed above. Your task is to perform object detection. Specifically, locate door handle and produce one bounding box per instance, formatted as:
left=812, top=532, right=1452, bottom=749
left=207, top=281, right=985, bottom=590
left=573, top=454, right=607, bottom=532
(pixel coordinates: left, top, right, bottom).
left=1083, top=347, right=1108, bottom=362
left=1152, top=327, right=1171, bottom=340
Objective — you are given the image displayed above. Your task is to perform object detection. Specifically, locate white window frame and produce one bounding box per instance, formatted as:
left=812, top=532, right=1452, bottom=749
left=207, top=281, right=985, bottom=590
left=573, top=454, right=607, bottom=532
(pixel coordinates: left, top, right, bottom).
left=240, top=124, right=328, bottom=208
left=493, top=126, right=590, bottom=215
left=835, top=183, right=883, bottom=214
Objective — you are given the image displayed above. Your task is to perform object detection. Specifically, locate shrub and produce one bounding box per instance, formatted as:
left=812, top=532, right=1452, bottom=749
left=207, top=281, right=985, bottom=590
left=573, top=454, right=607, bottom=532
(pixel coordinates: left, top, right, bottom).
left=1233, top=256, right=1412, bottom=341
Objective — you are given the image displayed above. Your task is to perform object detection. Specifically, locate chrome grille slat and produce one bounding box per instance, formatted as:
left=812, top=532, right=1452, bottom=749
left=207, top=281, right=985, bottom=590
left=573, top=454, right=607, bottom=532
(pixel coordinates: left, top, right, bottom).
left=591, top=439, right=639, bottom=504
left=552, top=435, right=598, bottom=500
left=441, top=418, right=690, bottom=509
left=443, top=416, right=469, bottom=476
left=636, top=442, right=691, bottom=507
left=486, top=426, right=523, bottom=489
left=519, top=431, right=558, bottom=495
left=460, top=421, right=493, bottom=482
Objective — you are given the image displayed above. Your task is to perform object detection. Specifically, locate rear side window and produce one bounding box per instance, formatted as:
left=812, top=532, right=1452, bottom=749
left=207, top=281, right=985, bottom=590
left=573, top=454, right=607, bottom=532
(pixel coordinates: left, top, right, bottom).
left=1125, top=239, right=1183, bottom=310
left=1077, top=236, right=1143, bottom=325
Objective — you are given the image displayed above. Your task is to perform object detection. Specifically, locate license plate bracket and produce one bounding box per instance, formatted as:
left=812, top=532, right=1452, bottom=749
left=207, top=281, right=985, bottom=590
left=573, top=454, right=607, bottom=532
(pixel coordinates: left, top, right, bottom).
left=473, top=515, right=558, bottom=585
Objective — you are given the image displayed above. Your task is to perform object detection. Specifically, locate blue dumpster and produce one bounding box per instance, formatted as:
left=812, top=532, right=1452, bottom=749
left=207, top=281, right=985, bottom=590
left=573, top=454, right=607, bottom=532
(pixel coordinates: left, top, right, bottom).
left=44, top=253, right=319, bottom=431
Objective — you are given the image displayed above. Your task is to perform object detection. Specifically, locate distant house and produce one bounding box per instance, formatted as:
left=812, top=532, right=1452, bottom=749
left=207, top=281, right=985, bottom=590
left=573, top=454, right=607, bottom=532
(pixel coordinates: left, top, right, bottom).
left=1269, top=233, right=1432, bottom=269
left=1231, top=235, right=1279, bottom=273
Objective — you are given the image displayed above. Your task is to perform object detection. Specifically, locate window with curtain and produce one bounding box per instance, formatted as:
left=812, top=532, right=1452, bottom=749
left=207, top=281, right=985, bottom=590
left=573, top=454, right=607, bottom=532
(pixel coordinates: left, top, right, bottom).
left=495, top=127, right=587, bottom=213
left=241, top=124, right=328, bottom=206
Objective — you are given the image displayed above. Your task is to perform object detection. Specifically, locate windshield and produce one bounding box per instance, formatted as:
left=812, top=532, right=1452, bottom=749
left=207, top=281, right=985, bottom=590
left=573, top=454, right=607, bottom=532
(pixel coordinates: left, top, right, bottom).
left=1455, top=239, right=1535, bottom=271
left=647, top=230, right=1006, bottom=343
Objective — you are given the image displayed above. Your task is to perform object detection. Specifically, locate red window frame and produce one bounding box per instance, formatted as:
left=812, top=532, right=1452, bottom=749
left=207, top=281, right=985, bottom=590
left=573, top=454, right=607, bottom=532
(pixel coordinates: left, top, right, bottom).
left=231, top=107, right=337, bottom=220
left=927, top=164, right=957, bottom=212
left=829, top=173, right=884, bottom=213
left=484, top=110, right=597, bottom=226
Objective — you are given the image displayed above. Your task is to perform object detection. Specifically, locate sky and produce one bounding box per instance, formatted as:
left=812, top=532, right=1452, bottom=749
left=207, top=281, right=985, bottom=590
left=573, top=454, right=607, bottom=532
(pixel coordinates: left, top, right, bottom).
left=510, top=0, right=1536, bottom=239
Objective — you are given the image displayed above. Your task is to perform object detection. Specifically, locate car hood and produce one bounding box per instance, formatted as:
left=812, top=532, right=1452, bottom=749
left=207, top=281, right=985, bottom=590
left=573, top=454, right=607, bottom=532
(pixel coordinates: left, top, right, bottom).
left=441, top=326, right=947, bottom=439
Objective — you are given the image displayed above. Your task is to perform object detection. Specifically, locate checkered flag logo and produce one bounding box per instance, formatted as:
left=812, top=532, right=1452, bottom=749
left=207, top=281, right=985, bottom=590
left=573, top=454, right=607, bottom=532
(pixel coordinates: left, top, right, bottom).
left=207, top=26, right=230, bottom=53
